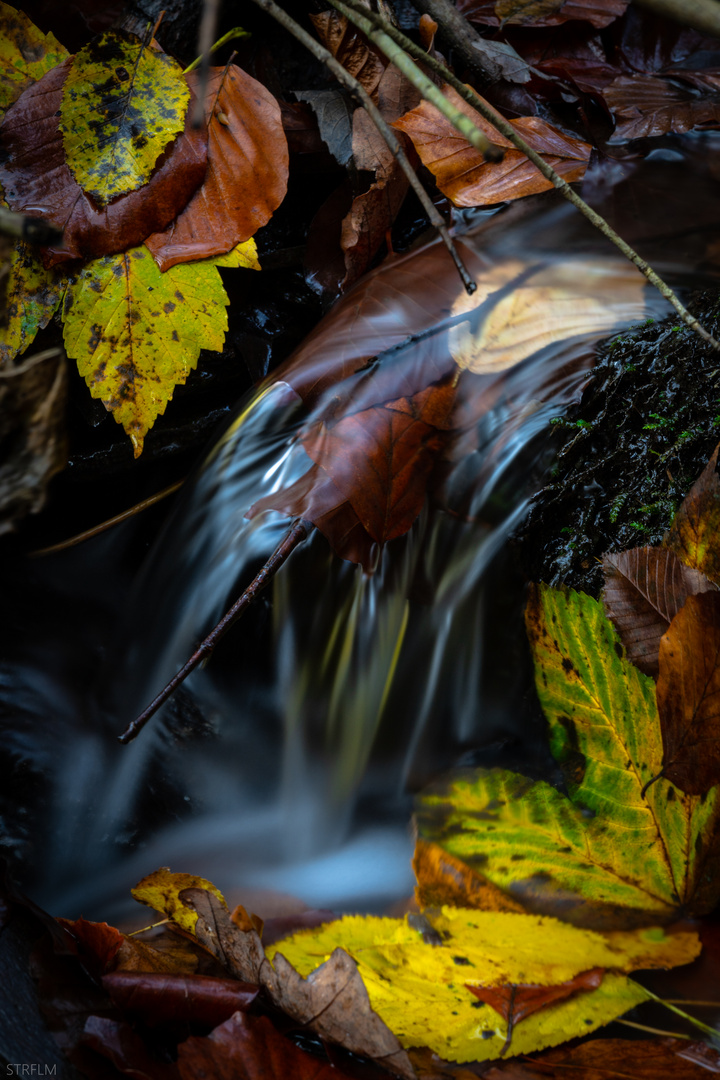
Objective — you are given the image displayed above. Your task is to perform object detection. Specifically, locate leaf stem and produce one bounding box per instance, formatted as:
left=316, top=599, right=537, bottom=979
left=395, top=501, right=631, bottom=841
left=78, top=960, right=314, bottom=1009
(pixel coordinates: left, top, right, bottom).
left=616, top=1018, right=691, bottom=1039
left=337, top=0, right=720, bottom=351
left=246, top=0, right=478, bottom=295
left=182, top=27, right=250, bottom=75
left=642, top=987, right=720, bottom=1040
left=118, top=518, right=314, bottom=744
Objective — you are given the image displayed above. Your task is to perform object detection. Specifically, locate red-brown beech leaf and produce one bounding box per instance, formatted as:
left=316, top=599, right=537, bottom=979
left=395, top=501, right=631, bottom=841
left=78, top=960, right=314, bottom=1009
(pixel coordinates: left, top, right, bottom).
left=177, top=1011, right=358, bottom=1080
left=0, top=61, right=207, bottom=267
left=310, top=10, right=385, bottom=100
left=102, top=971, right=257, bottom=1028
left=476, top=1038, right=720, bottom=1078
left=393, top=86, right=591, bottom=207
left=57, top=917, right=124, bottom=975
left=458, top=0, right=627, bottom=28
left=466, top=968, right=603, bottom=1027
left=657, top=591, right=720, bottom=795
left=145, top=65, right=288, bottom=271
left=604, top=73, right=720, bottom=141
left=80, top=1016, right=180, bottom=1080
left=601, top=546, right=714, bottom=678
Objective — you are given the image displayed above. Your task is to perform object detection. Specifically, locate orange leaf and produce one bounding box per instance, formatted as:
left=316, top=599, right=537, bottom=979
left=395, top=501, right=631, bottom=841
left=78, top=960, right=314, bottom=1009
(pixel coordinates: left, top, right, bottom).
left=393, top=85, right=591, bottom=207
left=466, top=967, right=604, bottom=1025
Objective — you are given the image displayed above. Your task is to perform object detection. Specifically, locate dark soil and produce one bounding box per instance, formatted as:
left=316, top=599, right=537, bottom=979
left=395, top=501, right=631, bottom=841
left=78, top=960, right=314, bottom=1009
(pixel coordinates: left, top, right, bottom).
left=515, top=289, right=720, bottom=595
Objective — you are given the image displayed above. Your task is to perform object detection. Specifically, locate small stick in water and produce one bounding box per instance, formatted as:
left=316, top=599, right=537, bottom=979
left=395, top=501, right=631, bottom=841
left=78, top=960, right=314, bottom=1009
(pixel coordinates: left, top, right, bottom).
left=118, top=517, right=314, bottom=744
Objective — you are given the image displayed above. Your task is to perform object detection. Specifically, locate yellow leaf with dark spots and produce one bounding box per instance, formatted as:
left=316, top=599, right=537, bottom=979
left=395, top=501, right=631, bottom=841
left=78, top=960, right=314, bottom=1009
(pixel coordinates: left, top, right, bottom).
left=131, top=867, right=227, bottom=934
left=0, top=240, right=66, bottom=365
left=0, top=2, right=68, bottom=116
left=60, top=30, right=190, bottom=207
left=61, top=244, right=234, bottom=456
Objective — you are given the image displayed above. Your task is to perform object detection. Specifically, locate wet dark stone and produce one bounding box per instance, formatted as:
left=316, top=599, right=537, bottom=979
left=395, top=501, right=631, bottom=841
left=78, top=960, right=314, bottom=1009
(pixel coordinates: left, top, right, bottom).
left=515, top=289, right=720, bottom=595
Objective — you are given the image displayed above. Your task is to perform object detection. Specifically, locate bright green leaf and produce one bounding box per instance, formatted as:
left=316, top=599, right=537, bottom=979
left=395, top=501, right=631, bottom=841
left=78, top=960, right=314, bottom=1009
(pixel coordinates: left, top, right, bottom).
left=0, top=241, right=66, bottom=365
left=61, top=244, right=232, bottom=456
left=0, top=2, right=68, bottom=116
left=267, top=909, right=694, bottom=1062
left=59, top=31, right=190, bottom=207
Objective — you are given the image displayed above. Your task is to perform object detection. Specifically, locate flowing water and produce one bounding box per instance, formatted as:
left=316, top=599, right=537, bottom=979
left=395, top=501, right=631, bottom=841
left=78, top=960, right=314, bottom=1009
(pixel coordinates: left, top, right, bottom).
left=8, top=136, right=720, bottom=923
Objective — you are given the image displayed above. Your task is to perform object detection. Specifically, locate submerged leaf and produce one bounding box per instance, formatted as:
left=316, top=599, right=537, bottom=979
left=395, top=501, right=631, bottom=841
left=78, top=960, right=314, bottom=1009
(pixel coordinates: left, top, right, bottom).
left=146, top=65, right=287, bottom=271
left=657, top=592, right=720, bottom=795
left=666, top=446, right=720, bottom=584
left=61, top=245, right=233, bottom=456
left=393, top=86, right=591, bottom=207
left=268, top=909, right=690, bottom=1063
left=605, top=73, right=720, bottom=141
left=60, top=30, right=190, bottom=206
left=0, top=0, right=68, bottom=114
left=601, top=546, right=713, bottom=678
left=458, top=0, right=627, bottom=29
left=0, top=241, right=66, bottom=365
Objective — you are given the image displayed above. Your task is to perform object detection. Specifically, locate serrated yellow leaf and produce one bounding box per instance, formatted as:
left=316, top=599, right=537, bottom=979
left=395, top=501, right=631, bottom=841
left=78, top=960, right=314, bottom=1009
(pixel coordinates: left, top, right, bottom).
left=61, top=244, right=231, bottom=457
left=60, top=31, right=190, bottom=207
left=0, top=2, right=68, bottom=116
left=268, top=909, right=694, bottom=1062
left=0, top=240, right=66, bottom=365
left=131, top=867, right=227, bottom=934
left=204, top=237, right=261, bottom=270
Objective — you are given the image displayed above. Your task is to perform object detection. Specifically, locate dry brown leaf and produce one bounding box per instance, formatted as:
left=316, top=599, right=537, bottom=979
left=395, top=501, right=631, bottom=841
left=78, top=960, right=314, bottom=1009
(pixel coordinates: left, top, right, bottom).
left=311, top=9, right=385, bottom=100
left=179, top=887, right=265, bottom=984
left=602, top=546, right=714, bottom=679
left=393, top=85, right=591, bottom=207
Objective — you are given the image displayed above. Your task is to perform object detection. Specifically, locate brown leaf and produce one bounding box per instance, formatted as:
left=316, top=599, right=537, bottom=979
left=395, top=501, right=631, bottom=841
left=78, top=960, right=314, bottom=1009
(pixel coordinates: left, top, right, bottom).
left=177, top=1011, right=359, bottom=1080
left=601, top=546, right=714, bottom=678
left=311, top=10, right=386, bottom=100
left=0, top=61, right=208, bottom=267
left=482, top=1037, right=720, bottom=1078
left=666, top=446, right=720, bottom=585
left=263, top=947, right=414, bottom=1079
left=80, top=1016, right=180, bottom=1080
left=605, top=73, right=720, bottom=141
left=57, top=918, right=125, bottom=975
left=102, top=971, right=257, bottom=1028
left=179, top=887, right=266, bottom=984
left=413, top=839, right=526, bottom=913
left=657, top=591, right=720, bottom=794
left=393, top=86, right=591, bottom=207
left=458, top=0, right=627, bottom=28
left=465, top=966, right=604, bottom=1027
left=146, top=65, right=288, bottom=271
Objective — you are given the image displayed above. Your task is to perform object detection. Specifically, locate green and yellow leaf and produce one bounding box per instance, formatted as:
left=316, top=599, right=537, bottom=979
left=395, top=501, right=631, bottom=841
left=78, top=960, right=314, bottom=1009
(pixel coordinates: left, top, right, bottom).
left=59, top=30, right=190, bottom=207
left=61, top=244, right=233, bottom=456
left=131, top=867, right=227, bottom=934
left=0, top=2, right=68, bottom=116
left=0, top=241, right=66, bottom=365
left=267, top=909, right=695, bottom=1063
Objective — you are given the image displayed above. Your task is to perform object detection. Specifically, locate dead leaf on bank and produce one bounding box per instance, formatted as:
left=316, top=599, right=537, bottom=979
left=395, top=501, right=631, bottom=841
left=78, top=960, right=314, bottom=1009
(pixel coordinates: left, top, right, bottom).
left=657, top=591, right=720, bottom=795
left=666, top=446, right=720, bottom=584
left=458, top=0, right=627, bottom=28
left=393, top=85, right=591, bottom=207
left=0, top=61, right=208, bottom=266
left=146, top=65, right=288, bottom=271
left=103, top=971, right=257, bottom=1028
left=605, top=73, right=720, bottom=141
left=602, top=546, right=714, bottom=678
left=296, top=89, right=354, bottom=167
left=177, top=1011, right=359, bottom=1080
left=57, top=917, right=124, bottom=974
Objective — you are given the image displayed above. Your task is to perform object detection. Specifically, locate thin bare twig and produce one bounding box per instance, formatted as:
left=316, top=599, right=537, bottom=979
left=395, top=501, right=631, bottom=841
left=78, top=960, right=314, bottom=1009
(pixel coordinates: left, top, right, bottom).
left=339, top=0, right=720, bottom=351
left=246, top=0, right=479, bottom=294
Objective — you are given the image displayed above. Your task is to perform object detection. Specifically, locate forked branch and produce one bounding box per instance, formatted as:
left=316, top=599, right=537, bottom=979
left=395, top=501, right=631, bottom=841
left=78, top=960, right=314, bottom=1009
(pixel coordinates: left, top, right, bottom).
left=118, top=518, right=314, bottom=743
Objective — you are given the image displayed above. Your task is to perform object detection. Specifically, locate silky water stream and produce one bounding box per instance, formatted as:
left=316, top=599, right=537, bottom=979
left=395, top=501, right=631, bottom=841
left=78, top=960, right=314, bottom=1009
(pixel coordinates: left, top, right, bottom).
left=9, top=138, right=720, bottom=924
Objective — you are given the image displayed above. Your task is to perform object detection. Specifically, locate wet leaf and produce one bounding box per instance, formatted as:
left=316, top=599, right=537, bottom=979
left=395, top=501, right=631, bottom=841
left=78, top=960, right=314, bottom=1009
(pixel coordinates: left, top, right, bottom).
left=296, top=89, right=354, bottom=167
left=146, top=65, right=288, bottom=271
left=657, top=591, right=720, bottom=794
left=310, top=10, right=385, bottom=100
left=57, top=917, right=124, bottom=974
left=666, top=446, right=720, bottom=584
left=61, top=245, right=238, bottom=457
left=605, top=74, right=720, bottom=141
left=482, top=1037, right=720, bottom=1078
left=413, top=838, right=526, bottom=914
left=80, top=1016, right=180, bottom=1080
left=0, top=61, right=208, bottom=266
left=60, top=30, right=190, bottom=207
left=458, top=0, right=627, bottom=28
left=177, top=1011, right=358, bottom=1080
left=0, top=241, right=66, bottom=365
left=131, top=868, right=227, bottom=935
left=393, top=86, right=591, bottom=207
left=267, top=909, right=689, bottom=1063
left=417, top=586, right=720, bottom=925
left=0, top=0, right=68, bottom=115
left=601, top=546, right=714, bottom=679
left=103, top=971, right=257, bottom=1027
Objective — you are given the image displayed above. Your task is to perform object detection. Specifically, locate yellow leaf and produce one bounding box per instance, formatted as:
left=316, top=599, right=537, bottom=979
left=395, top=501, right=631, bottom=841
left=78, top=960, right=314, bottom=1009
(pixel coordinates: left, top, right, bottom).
left=0, top=240, right=66, bottom=365
left=131, top=867, right=227, bottom=934
left=61, top=244, right=232, bottom=457
left=448, top=258, right=647, bottom=374
left=59, top=30, right=190, bottom=207
left=204, top=237, right=261, bottom=270
left=0, top=2, right=68, bottom=116
left=268, top=909, right=694, bottom=1062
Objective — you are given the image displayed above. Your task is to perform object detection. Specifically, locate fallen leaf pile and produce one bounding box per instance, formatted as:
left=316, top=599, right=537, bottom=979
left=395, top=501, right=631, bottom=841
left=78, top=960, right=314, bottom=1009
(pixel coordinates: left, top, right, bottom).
left=0, top=3, right=286, bottom=455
